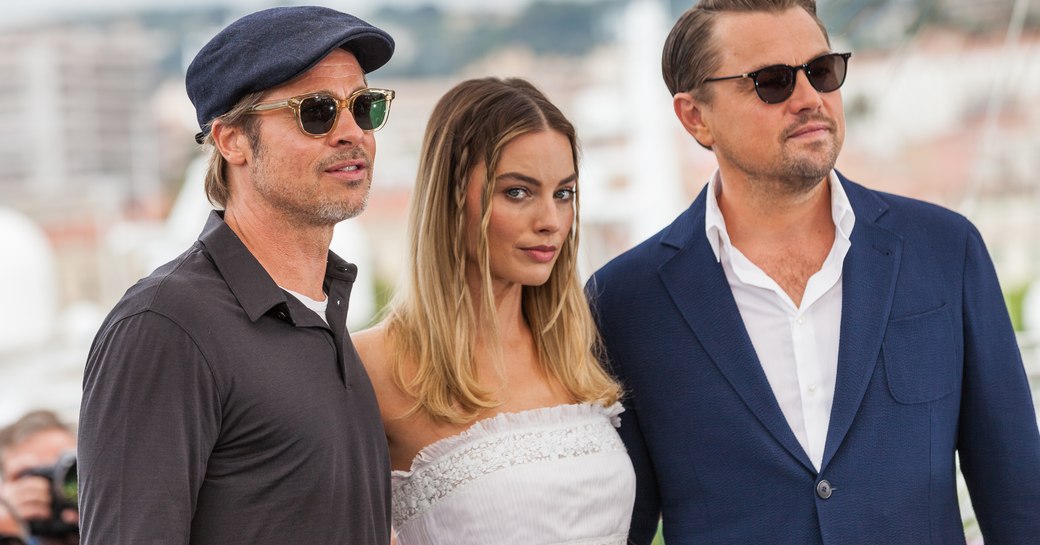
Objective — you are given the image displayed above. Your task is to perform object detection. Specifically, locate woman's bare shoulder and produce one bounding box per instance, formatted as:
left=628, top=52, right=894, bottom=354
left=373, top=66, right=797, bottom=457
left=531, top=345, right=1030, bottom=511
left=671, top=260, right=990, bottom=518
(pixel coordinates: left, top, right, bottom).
left=352, top=324, right=413, bottom=409
left=352, top=323, right=387, bottom=357
left=353, top=324, right=394, bottom=380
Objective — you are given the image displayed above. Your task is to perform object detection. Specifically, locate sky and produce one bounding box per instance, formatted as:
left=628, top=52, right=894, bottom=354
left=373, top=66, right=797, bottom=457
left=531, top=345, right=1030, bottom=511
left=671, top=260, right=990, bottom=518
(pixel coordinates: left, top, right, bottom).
left=1, top=0, right=541, bottom=26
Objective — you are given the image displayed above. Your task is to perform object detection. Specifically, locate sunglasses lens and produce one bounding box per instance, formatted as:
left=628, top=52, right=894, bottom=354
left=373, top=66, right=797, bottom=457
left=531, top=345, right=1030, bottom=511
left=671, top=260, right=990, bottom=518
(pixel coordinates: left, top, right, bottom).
left=351, top=91, right=390, bottom=131
left=755, top=66, right=795, bottom=104
left=298, top=96, right=339, bottom=135
left=807, top=54, right=848, bottom=93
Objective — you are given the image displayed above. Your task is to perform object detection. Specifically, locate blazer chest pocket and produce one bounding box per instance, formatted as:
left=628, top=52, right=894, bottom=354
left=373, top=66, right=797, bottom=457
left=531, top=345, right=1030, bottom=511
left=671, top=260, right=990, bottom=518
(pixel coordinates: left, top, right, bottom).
left=882, top=304, right=959, bottom=404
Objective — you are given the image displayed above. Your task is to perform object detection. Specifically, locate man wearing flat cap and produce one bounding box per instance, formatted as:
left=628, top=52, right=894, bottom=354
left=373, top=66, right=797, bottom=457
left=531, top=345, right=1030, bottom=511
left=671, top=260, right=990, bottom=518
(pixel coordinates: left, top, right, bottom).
left=78, top=7, right=397, bottom=544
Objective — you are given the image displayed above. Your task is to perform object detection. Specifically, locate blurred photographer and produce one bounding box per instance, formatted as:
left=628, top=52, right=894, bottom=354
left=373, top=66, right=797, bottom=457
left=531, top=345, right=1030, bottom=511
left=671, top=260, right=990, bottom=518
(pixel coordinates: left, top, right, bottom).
left=1, top=494, right=32, bottom=545
left=0, top=411, right=77, bottom=545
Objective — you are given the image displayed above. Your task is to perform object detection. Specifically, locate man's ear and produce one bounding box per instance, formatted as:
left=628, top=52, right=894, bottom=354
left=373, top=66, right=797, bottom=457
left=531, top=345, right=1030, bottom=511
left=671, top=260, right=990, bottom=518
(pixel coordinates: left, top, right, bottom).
left=211, top=119, right=250, bottom=166
left=673, top=92, right=714, bottom=149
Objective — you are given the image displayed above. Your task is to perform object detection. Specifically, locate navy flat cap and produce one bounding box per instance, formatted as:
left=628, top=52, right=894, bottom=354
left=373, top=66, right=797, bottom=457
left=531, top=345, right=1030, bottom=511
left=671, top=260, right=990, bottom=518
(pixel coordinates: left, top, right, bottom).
left=186, top=6, right=394, bottom=143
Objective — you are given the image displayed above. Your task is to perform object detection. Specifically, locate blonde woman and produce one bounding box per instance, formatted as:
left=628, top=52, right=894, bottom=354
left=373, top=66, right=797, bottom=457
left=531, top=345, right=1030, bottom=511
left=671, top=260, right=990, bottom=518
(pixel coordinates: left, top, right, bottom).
left=353, top=78, right=635, bottom=544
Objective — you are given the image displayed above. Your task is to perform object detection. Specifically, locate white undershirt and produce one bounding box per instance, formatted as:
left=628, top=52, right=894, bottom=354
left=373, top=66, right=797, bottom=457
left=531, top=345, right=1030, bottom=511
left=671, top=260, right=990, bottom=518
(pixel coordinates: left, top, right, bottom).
left=282, top=287, right=329, bottom=326
left=704, top=170, right=855, bottom=470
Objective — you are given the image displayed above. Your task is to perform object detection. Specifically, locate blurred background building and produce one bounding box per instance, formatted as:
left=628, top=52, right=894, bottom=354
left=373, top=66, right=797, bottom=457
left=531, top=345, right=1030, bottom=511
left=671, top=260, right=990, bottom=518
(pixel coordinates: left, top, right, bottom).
left=0, top=0, right=1038, bottom=536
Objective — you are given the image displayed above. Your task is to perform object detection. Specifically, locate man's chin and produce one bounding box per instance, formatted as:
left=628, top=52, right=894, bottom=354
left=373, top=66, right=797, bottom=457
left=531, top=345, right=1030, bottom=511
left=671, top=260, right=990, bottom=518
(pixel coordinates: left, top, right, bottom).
left=784, top=149, right=838, bottom=181
left=316, top=199, right=368, bottom=225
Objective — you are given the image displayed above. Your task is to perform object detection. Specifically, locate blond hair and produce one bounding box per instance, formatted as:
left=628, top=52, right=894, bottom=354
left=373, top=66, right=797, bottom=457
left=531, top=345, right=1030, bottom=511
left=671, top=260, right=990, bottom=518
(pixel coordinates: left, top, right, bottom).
left=198, top=91, right=265, bottom=208
left=382, top=77, right=620, bottom=424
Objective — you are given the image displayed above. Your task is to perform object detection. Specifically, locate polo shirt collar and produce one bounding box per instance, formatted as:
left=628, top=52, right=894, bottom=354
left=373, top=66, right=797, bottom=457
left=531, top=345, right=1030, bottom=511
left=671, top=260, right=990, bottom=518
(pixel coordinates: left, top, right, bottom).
left=197, top=210, right=285, bottom=322
left=196, top=211, right=358, bottom=324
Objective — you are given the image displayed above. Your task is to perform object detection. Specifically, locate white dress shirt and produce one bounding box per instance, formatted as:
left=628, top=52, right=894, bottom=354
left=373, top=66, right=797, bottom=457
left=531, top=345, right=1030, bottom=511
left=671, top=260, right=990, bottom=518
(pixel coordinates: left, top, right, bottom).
left=705, top=171, right=855, bottom=470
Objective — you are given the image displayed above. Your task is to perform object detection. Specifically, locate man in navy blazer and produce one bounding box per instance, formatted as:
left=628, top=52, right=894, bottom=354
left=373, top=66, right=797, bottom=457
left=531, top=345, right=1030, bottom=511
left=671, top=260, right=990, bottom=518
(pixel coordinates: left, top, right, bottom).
left=588, top=0, right=1040, bottom=543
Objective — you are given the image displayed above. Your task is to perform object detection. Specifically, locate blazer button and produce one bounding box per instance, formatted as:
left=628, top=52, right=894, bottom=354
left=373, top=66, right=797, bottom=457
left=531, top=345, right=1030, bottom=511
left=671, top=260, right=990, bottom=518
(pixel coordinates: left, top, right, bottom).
left=816, top=479, right=833, bottom=499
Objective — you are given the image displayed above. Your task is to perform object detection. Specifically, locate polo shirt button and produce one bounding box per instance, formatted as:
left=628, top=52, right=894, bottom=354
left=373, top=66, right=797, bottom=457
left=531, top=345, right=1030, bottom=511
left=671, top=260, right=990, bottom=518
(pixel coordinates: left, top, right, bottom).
left=816, top=479, right=833, bottom=499
left=277, top=311, right=287, bottom=320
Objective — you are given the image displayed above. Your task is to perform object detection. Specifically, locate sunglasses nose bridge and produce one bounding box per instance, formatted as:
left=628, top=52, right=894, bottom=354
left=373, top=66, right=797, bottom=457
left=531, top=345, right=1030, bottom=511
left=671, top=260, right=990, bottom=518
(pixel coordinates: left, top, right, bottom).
left=794, top=65, right=814, bottom=89
left=786, top=66, right=827, bottom=107
left=292, top=90, right=392, bottom=135
left=734, top=53, right=848, bottom=104
left=323, top=96, right=368, bottom=137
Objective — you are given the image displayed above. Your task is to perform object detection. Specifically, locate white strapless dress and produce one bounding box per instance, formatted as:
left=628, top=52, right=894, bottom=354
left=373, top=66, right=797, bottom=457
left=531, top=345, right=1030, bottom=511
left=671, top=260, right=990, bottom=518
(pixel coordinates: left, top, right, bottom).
left=391, top=402, right=635, bottom=545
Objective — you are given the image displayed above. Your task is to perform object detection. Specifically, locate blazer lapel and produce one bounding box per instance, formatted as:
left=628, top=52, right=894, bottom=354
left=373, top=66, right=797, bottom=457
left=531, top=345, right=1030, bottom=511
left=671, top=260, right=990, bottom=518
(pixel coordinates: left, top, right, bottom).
left=658, top=191, right=816, bottom=473
left=821, top=177, right=902, bottom=470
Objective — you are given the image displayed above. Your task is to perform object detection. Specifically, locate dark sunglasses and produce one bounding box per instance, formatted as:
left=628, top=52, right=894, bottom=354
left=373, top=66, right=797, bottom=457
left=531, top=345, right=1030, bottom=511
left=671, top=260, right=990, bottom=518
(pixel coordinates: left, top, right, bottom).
left=249, top=88, right=395, bottom=136
left=703, top=52, right=851, bottom=104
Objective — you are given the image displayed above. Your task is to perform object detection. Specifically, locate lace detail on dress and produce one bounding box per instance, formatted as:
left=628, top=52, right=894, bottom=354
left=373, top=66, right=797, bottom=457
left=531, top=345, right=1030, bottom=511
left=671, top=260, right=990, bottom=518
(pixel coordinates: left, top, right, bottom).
left=391, top=403, right=625, bottom=527
left=555, top=535, right=628, bottom=545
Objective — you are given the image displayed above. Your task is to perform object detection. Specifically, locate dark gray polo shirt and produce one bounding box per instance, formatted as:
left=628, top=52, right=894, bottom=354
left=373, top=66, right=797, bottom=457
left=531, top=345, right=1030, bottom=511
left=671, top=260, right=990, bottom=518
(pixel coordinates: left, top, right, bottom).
left=78, top=211, right=390, bottom=545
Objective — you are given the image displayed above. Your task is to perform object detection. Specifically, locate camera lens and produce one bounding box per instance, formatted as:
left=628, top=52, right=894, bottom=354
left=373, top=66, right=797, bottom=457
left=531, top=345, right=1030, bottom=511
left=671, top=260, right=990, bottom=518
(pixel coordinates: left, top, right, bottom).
left=19, top=452, right=78, bottom=539
left=60, top=461, right=77, bottom=504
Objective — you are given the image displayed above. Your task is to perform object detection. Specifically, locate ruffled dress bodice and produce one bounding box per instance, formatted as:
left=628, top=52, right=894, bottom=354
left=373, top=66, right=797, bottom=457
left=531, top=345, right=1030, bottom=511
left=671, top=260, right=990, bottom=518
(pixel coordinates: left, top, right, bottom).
left=391, top=402, right=635, bottom=545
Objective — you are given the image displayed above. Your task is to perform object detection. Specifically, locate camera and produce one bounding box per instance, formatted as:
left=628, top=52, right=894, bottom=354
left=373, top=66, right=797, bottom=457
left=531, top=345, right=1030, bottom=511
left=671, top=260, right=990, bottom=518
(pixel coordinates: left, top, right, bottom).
left=16, top=452, right=78, bottom=538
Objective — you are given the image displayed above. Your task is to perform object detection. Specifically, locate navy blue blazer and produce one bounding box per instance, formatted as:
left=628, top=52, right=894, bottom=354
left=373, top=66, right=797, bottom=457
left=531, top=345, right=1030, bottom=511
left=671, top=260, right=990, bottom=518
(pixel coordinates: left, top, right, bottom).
left=588, top=174, right=1040, bottom=544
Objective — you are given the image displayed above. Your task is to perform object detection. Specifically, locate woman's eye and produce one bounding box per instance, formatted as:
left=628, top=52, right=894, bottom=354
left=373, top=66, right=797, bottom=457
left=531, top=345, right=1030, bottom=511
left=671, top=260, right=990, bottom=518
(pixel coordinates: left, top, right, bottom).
left=555, top=188, right=576, bottom=200
left=505, top=187, right=529, bottom=199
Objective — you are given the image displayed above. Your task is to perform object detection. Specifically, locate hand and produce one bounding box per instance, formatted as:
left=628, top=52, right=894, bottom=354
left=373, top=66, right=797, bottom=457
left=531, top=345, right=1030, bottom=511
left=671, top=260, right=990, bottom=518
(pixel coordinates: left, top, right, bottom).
left=0, top=476, right=52, bottom=522
left=59, top=507, right=78, bottom=527
left=0, top=500, right=26, bottom=539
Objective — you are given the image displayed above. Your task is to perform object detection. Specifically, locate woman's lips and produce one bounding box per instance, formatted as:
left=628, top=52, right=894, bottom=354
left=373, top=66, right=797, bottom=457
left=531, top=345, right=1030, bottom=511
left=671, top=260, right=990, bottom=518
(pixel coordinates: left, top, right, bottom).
left=522, top=246, right=557, bottom=263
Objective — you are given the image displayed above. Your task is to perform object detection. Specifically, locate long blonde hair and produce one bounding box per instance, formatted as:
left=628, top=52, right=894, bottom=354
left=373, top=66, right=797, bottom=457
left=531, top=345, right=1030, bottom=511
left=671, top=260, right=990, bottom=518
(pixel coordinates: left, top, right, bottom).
left=382, top=77, right=620, bottom=424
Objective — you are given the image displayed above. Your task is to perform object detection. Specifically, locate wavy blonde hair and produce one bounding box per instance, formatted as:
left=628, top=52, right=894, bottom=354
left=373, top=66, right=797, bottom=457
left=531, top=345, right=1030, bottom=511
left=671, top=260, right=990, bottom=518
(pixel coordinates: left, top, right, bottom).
left=382, top=77, right=620, bottom=424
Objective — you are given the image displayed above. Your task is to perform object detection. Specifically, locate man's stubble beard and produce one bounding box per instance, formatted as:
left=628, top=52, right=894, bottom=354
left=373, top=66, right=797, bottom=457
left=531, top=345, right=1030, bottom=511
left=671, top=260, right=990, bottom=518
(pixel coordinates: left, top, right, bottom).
left=249, top=137, right=373, bottom=227
left=716, top=114, right=842, bottom=199
left=771, top=136, right=840, bottom=196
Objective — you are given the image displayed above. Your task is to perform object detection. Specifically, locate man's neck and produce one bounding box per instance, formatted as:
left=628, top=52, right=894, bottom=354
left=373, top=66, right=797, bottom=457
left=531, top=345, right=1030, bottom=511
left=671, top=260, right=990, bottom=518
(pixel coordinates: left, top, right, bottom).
left=223, top=204, right=334, bottom=300
left=716, top=172, right=836, bottom=307
left=717, top=172, right=834, bottom=247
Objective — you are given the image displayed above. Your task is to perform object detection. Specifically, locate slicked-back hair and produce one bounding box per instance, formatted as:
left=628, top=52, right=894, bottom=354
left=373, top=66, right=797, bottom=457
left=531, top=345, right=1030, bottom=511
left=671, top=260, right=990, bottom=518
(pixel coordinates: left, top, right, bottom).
left=662, top=0, right=830, bottom=101
left=381, top=77, right=621, bottom=424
